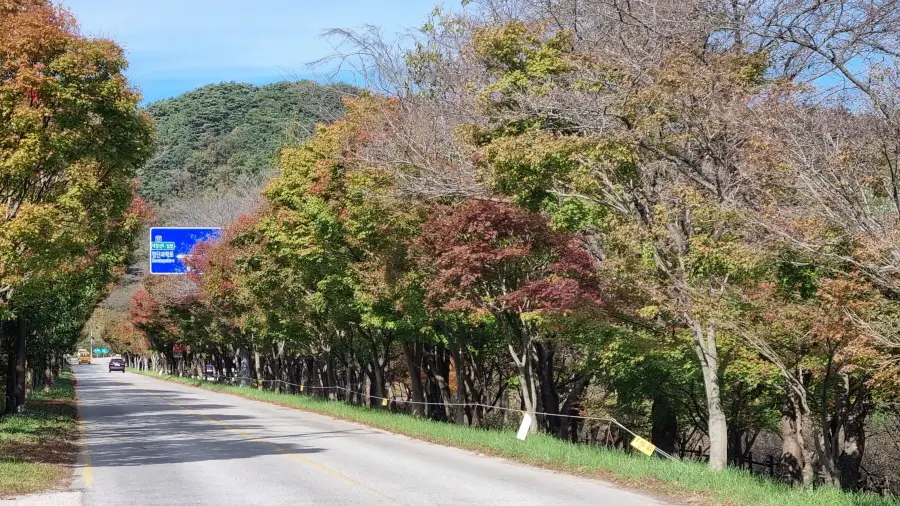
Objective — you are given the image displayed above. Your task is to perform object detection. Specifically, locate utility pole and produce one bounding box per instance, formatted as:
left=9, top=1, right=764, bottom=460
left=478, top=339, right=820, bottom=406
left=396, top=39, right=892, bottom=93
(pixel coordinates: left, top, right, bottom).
left=90, top=329, right=94, bottom=359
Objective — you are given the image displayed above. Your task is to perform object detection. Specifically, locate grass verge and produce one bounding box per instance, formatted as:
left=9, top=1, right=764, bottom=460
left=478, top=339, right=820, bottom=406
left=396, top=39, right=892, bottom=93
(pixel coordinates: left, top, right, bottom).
left=132, top=369, right=893, bottom=506
left=0, top=372, right=77, bottom=497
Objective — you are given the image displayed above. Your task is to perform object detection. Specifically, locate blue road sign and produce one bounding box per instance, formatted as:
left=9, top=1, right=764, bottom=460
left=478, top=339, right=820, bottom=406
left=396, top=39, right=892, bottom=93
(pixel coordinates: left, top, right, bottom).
left=149, top=227, right=222, bottom=274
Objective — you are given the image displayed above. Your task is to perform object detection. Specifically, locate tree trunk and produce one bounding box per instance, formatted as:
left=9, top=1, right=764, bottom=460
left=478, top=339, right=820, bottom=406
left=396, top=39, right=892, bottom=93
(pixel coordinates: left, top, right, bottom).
left=462, top=363, right=483, bottom=427
left=815, top=425, right=841, bottom=485
left=286, top=357, right=298, bottom=393
left=325, top=355, right=338, bottom=401
left=14, top=316, right=26, bottom=413
left=728, top=427, right=745, bottom=468
left=780, top=398, right=807, bottom=484
left=402, top=342, right=426, bottom=417
left=813, top=370, right=842, bottom=486
left=365, top=362, right=383, bottom=407
left=3, top=322, right=15, bottom=414
left=344, top=365, right=352, bottom=403
left=449, top=344, right=467, bottom=425
left=267, top=347, right=281, bottom=392
left=790, top=371, right=821, bottom=487
left=558, top=375, right=588, bottom=442
left=51, top=354, right=59, bottom=381
left=837, top=373, right=870, bottom=491
left=426, top=346, right=453, bottom=421
left=279, top=347, right=291, bottom=393
left=650, top=393, right=678, bottom=455
left=277, top=343, right=288, bottom=393
left=304, top=357, right=315, bottom=394
left=508, top=340, right=537, bottom=432
left=166, top=351, right=177, bottom=376
left=688, top=318, right=727, bottom=471
left=24, top=366, right=32, bottom=399
left=30, top=363, right=39, bottom=392
left=839, top=420, right=865, bottom=491
left=4, top=340, right=14, bottom=415
left=534, top=341, right=560, bottom=435
left=253, top=350, right=263, bottom=390
left=51, top=354, right=60, bottom=381
left=237, top=346, right=251, bottom=387
left=43, top=355, right=52, bottom=393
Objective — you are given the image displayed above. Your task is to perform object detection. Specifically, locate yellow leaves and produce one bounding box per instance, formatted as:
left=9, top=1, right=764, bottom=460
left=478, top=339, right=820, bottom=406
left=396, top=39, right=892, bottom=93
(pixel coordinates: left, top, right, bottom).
left=271, top=94, right=398, bottom=202
left=637, top=305, right=660, bottom=319
left=729, top=51, right=770, bottom=87
left=277, top=146, right=322, bottom=182
left=624, top=49, right=770, bottom=145
left=470, top=21, right=575, bottom=105
left=4, top=153, right=42, bottom=194
left=649, top=49, right=768, bottom=96
left=4, top=202, right=63, bottom=241
left=472, top=22, right=537, bottom=72
left=0, top=200, right=90, bottom=290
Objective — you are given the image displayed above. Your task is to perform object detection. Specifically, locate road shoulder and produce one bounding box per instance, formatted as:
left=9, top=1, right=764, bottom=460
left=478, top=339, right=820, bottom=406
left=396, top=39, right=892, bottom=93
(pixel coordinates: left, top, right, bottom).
left=0, top=371, right=79, bottom=502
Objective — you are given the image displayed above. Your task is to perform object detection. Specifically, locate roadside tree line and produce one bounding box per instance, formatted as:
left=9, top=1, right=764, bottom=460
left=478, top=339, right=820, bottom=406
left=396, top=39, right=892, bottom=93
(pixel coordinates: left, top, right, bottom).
left=0, top=0, right=153, bottom=413
left=117, top=0, right=900, bottom=493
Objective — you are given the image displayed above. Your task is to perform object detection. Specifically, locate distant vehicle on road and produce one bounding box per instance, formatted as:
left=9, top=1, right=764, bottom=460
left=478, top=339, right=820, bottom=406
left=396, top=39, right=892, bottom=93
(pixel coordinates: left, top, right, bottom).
left=77, top=349, right=91, bottom=365
left=108, top=358, right=126, bottom=373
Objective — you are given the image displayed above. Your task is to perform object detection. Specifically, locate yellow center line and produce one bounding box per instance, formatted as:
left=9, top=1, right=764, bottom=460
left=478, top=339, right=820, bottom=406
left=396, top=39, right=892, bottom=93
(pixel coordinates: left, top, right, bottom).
left=138, top=386, right=391, bottom=501
left=80, top=422, right=93, bottom=488
left=73, top=374, right=93, bottom=488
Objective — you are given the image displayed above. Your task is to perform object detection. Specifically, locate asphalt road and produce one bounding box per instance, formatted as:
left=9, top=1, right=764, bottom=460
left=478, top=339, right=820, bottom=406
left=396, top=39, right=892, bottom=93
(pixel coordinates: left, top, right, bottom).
left=74, top=359, right=666, bottom=506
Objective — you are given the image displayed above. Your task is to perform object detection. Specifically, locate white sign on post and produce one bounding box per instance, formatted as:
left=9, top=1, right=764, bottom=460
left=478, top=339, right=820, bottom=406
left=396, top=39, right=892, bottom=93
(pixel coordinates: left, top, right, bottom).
left=516, top=412, right=533, bottom=440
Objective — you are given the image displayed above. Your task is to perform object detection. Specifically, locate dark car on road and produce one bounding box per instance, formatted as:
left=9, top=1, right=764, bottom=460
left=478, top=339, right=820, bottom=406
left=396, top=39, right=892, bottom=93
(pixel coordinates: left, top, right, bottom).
left=109, top=358, right=126, bottom=373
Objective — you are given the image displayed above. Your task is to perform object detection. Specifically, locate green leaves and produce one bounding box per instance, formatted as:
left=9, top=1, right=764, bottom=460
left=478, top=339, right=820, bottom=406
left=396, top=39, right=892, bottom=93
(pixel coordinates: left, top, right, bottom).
left=139, top=81, right=350, bottom=204
left=484, top=132, right=587, bottom=209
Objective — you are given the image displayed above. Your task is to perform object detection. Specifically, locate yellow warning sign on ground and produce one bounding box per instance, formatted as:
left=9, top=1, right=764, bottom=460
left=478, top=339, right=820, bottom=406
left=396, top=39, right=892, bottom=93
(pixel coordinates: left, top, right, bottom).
left=630, top=435, right=656, bottom=457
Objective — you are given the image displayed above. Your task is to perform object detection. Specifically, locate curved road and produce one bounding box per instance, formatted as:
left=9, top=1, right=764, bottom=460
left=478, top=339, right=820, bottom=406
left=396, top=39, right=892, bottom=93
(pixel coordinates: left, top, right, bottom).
left=74, top=360, right=666, bottom=505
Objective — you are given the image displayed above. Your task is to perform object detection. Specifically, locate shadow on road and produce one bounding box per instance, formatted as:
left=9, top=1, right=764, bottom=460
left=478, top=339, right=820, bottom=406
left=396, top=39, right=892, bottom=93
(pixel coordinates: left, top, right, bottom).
left=76, top=374, right=354, bottom=468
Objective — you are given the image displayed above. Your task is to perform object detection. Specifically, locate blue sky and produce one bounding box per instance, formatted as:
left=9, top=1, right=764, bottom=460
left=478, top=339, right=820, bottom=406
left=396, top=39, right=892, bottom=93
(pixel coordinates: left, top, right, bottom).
left=63, top=0, right=441, bottom=103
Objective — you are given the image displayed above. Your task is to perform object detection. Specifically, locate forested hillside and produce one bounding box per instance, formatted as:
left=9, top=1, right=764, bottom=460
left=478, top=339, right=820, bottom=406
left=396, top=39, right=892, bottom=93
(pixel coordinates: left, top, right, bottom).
left=138, top=80, right=349, bottom=203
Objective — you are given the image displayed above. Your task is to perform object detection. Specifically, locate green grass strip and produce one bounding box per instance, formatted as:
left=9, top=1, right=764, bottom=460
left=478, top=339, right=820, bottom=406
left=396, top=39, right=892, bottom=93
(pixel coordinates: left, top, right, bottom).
left=0, top=372, right=77, bottom=498
left=131, top=369, right=894, bottom=506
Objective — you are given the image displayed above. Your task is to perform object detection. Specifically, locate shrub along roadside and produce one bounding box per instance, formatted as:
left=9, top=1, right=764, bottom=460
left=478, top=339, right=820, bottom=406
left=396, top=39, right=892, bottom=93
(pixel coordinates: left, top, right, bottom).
left=0, top=372, right=77, bottom=497
left=131, top=369, right=893, bottom=506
